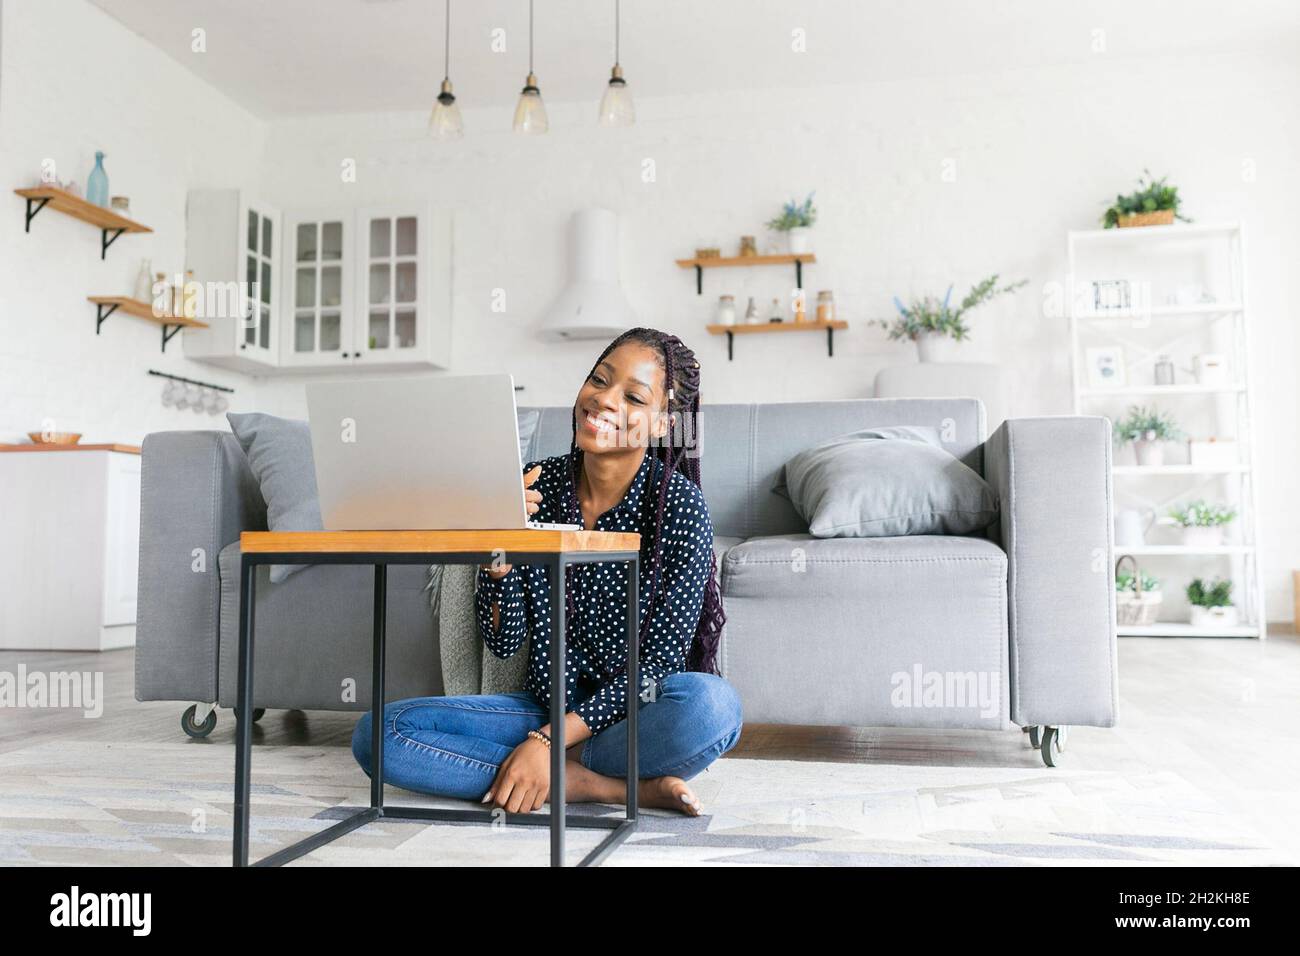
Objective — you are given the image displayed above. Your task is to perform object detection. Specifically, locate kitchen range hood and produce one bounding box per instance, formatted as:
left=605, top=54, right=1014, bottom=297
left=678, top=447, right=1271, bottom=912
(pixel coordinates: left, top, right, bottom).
left=537, top=208, right=637, bottom=341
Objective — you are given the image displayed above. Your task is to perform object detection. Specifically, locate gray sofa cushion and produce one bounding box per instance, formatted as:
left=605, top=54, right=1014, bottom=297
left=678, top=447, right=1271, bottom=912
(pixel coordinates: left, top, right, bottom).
left=719, top=532, right=1009, bottom=728
left=226, top=412, right=322, bottom=583
left=772, top=426, right=998, bottom=537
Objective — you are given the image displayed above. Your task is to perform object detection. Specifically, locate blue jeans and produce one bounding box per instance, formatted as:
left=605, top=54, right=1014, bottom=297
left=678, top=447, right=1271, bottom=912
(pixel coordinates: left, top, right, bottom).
left=351, top=672, right=743, bottom=801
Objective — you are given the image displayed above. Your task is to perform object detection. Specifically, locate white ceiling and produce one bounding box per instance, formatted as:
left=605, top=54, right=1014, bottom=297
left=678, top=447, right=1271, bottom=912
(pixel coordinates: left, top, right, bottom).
left=88, top=0, right=1300, bottom=117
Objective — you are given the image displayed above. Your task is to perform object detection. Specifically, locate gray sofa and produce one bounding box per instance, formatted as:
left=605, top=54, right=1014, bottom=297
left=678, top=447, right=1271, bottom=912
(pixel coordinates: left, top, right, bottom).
left=135, top=398, right=1117, bottom=766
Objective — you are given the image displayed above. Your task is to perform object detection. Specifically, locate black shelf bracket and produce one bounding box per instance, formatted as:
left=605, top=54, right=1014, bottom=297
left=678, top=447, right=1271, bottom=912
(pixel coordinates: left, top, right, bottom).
left=101, top=227, right=126, bottom=260
left=94, top=301, right=120, bottom=334
left=24, top=196, right=50, bottom=232
left=160, top=324, right=184, bottom=353
left=22, top=197, right=126, bottom=259
left=720, top=324, right=838, bottom=362
left=692, top=258, right=806, bottom=296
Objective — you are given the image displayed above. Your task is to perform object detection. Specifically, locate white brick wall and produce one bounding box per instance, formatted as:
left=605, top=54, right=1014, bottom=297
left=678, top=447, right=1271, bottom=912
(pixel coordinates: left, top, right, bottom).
left=1, top=1, right=1296, bottom=619
left=0, top=0, right=268, bottom=445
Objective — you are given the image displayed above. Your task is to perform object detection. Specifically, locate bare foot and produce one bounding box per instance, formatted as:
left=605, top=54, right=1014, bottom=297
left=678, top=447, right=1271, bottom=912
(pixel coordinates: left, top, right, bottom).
left=638, top=775, right=703, bottom=816
left=562, top=761, right=703, bottom=816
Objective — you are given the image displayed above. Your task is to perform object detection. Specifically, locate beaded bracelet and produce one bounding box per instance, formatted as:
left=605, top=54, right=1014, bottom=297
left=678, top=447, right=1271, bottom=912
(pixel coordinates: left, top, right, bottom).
left=527, top=729, right=551, bottom=748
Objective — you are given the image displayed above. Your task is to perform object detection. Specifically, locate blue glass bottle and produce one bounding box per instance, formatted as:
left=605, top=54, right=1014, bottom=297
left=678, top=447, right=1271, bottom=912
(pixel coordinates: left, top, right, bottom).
left=86, top=151, right=109, bottom=206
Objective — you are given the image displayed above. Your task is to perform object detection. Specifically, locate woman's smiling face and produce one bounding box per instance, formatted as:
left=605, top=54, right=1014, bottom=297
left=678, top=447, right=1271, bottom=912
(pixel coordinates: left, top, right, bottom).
left=575, top=342, right=669, bottom=455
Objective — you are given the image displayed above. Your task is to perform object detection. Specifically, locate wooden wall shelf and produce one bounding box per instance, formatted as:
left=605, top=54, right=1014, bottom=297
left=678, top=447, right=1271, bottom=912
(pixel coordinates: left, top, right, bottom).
left=88, top=296, right=208, bottom=353
left=15, top=186, right=152, bottom=259
left=706, top=319, right=847, bottom=360
left=676, top=253, right=815, bottom=295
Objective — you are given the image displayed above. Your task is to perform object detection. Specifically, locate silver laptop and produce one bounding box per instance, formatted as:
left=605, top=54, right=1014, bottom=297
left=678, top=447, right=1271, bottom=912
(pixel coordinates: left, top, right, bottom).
left=305, top=373, right=581, bottom=531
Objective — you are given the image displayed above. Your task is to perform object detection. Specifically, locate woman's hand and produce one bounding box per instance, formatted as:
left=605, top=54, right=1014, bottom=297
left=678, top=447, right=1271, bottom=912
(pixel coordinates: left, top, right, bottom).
left=481, top=464, right=544, bottom=579
left=483, top=735, right=550, bottom=813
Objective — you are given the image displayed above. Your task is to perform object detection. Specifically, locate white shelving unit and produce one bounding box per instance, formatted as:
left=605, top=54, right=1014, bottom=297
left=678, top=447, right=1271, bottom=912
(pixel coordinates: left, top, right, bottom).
left=1067, top=222, right=1266, bottom=639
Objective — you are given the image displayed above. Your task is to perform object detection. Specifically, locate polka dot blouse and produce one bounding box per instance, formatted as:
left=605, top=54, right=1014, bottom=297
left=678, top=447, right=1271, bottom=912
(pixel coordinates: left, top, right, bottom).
left=474, top=449, right=716, bottom=735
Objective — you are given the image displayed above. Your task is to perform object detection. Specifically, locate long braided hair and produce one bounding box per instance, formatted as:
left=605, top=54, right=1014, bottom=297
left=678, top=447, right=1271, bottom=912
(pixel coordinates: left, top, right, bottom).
left=558, top=328, right=726, bottom=679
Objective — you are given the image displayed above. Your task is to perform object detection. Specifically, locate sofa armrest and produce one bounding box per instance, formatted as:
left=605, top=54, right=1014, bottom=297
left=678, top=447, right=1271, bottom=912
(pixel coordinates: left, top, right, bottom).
left=982, top=416, right=1117, bottom=728
left=135, top=431, right=267, bottom=703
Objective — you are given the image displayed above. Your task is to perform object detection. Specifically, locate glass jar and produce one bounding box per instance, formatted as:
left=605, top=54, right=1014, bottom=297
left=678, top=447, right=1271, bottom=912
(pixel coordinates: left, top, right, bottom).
left=714, top=294, right=736, bottom=326
left=816, top=290, right=835, bottom=322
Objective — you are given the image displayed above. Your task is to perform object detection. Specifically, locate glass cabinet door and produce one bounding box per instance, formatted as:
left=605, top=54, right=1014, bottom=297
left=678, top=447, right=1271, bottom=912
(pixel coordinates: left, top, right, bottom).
left=283, top=214, right=349, bottom=365
left=241, top=205, right=278, bottom=359
left=358, top=210, right=423, bottom=358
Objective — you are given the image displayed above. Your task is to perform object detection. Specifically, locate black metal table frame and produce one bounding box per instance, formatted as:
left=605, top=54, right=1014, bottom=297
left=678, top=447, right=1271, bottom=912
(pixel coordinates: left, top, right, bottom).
left=232, top=546, right=641, bottom=867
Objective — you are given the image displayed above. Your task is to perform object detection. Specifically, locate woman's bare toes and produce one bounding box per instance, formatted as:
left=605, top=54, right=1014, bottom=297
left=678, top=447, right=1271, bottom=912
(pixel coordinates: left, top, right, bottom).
left=638, top=776, right=703, bottom=816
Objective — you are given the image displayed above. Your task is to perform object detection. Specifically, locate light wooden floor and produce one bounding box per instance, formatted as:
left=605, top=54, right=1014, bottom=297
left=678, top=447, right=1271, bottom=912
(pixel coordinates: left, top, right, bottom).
left=3, top=627, right=1298, bottom=859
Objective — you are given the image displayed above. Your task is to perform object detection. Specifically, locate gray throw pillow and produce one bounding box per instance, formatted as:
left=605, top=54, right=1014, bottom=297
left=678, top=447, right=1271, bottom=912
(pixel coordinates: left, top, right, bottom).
left=516, top=408, right=541, bottom=463
left=773, top=425, right=998, bottom=538
left=228, top=408, right=545, bottom=583
left=226, top=412, right=322, bottom=583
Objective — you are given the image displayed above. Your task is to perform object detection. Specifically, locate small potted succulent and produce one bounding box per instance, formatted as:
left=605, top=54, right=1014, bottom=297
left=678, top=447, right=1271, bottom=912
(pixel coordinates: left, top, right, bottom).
left=1115, top=557, right=1162, bottom=626
left=1115, top=405, right=1183, bottom=467
left=1186, top=577, right=1237, bottom=629
left=1102, top=169, right=1192, bottom=228
left=1168, top=499, right=1237, bottom=548
left=872, top=274, right=1028, bottom=362
left=765, top=192, right=817, bottom=254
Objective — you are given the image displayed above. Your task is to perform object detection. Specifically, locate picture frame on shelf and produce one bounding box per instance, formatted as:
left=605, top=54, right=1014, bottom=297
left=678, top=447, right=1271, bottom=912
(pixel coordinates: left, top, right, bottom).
left=1090, top=278, right=1132, bottom=312
left=1085, top=346, right=1126, bottom=388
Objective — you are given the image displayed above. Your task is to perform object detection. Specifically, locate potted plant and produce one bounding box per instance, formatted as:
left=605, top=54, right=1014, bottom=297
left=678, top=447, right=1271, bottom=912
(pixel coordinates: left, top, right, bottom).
left=1168, top=499, right=1237, bottom=548
left=1115, top=557, right=1162, bottom=626
left=765, top=192, right=817, bottom=254
left=1102, top=170, right=1192, bottom=228
left=1115, top=405, right=1183, bottom=467
left=871, top=274, right=1027, bottom=362
left=1186, top=577, right=1237, bottom=629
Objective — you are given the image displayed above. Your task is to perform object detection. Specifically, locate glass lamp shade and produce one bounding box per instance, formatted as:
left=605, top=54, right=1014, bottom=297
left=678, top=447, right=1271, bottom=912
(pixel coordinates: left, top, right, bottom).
left=512, top=73, right=548, bottom=134
left=598, top=68, right=634, bottom=127
left=429, top=81, right=463, bottom=140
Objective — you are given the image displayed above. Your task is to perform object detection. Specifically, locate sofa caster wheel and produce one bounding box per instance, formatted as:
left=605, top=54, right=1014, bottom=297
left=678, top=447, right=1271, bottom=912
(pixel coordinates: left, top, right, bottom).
left=1027, top=726, right=1041, bottom=749
left=1040, top=726, right=1064, bottom=767
left=235, top=707, right=266, bottom=723
left=181, top=704, right=217, bottom=739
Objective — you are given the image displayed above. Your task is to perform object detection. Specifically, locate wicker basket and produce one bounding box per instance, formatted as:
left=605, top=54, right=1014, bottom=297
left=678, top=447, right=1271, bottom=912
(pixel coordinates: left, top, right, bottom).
left=1115, top=554, right=1163, bottom=626
left=1117, top=209, right=1176, bottom=228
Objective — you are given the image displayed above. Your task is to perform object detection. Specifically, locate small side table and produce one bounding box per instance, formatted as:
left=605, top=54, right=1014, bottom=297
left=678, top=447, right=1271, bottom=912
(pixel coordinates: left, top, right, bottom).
left=233, top=528, right=641, bottom=867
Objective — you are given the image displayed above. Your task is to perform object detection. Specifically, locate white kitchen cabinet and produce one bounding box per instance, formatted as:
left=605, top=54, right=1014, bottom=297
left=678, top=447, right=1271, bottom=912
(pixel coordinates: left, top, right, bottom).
left=281, top=209, right=353, bottom=368
left=272, top=203, right=452, bottom=372
left=0, top=448, right=141, bottom=651
left=183, top=190, right=282, bottom=372
left=186, top=195, right=451, bottom=374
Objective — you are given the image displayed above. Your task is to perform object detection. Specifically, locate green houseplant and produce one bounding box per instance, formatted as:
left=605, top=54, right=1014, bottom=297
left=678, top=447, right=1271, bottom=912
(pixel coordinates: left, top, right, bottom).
left=1102, top=170, right=1192, bottom=228
left=871, top=274, right=1027, bottom=362
left=1114, top=556, right=1161, bottom=626
left=766, top=192, right=817, bottom=253
left=1115, top=405, right=1184, bottom=467
left=1168, top=500, right=1237, bottom=548
left=1186, top=577, right=1237, bottom=629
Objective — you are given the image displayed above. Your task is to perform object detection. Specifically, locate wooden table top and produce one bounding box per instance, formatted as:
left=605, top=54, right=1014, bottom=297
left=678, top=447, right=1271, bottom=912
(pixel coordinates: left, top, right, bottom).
left=0, top=443, right=141, bottom=454
left=240, top=529, right=641, bottom=554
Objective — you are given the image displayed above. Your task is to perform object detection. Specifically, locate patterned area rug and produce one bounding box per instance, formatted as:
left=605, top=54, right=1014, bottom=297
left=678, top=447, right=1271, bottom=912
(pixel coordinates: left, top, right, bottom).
left=0, top=740, right=1285, bottom=866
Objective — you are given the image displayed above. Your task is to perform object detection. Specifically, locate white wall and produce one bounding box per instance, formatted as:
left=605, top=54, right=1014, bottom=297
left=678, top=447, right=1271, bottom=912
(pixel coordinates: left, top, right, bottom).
left=252, top=50, right=1299, bottom=621
left=0, top=0, right=268, bottom=445
left=1, top=3, right=1296, bottom=620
